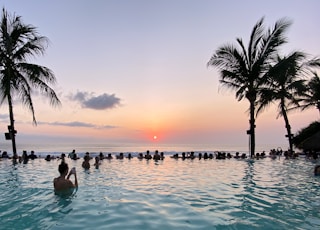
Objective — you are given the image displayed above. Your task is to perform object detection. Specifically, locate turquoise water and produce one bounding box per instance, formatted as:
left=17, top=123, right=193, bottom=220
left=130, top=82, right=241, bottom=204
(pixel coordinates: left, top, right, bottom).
left=1, top=155, right=320, bottom=229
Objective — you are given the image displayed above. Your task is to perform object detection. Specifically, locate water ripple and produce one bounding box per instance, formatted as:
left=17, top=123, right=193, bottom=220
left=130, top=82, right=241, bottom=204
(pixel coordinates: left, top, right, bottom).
left=0, top=157, right=320, bottom=229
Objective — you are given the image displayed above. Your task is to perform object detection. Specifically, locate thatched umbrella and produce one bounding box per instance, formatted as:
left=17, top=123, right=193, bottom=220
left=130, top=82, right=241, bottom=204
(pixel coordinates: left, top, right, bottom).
left=300, top=131, right=320, bottom=151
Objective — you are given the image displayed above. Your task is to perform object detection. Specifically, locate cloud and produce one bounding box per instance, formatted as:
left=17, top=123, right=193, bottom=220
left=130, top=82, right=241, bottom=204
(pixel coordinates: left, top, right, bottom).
left=72, top=91, right=87, bottom=102
left=69, top=91, right=121, bottom=110
left=38, top=121, right=117, bottom=129
left=50, top=121, right=96, bottom=127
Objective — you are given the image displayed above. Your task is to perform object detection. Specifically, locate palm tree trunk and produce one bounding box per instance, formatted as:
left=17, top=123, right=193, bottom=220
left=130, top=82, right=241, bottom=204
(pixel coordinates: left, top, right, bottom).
left=249, top=100, right=256, bottom=158
left=8, top=95, right=17, bottom=157
left=281, top=103, right=293, bottom=154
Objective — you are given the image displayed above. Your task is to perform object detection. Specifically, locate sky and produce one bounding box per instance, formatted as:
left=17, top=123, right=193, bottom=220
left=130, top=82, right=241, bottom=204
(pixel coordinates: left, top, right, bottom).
left=0, top=0, right=319, bottom=150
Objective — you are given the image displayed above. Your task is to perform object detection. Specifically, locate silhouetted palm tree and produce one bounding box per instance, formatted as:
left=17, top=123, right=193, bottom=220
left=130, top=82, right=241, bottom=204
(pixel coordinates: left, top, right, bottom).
left=0, top=8, right=61, bottom=156
left=299, top=72, right=320, bottom=115
left=256, top=51, right=319, bottom=153
left=207, top=17, right=291, bottom=157
left=292, top=121, right=320, bottom=150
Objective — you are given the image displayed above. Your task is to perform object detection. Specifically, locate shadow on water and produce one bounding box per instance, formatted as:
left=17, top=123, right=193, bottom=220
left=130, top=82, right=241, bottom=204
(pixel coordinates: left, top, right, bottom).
left=44, top=188, right=78, bottom=229
left=53, top=188, right=77, bottom=214
left=54, top=187, right=78, bottom=200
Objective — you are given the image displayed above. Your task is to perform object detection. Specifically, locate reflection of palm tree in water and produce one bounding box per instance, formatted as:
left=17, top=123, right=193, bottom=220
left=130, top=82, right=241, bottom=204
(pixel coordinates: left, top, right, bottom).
left=48, top=188, right=78, bottom=226
left=7, top=166, right=21, bottom=190
left=241, top=160, right=257, bottom=212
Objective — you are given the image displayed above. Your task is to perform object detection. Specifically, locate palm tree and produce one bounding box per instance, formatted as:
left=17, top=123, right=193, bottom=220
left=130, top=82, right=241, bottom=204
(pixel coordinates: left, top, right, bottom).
left=0, top=8, right=61, bottom=157
left=256, top=51, right=318, bottom=153
left=292, top=121, right=320, bottom=150
left=207, top=17, right=291, bottom=157
left=298, top=72, right=320, bottom=115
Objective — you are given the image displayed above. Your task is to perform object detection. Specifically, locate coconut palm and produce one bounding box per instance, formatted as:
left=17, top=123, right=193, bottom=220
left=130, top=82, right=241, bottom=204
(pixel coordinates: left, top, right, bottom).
left=0, top=8, right=61, bottom=156
left=256, top=51, right=318, bottom=153
left=298, top=72, right=320, bottom=114
left=292, top=121, right=320, bottom=150
left=207, top=17, right=291, bottom=157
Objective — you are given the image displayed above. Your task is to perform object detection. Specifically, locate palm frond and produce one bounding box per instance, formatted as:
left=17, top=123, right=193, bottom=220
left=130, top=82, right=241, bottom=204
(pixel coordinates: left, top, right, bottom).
left=0, top=7, right=61, bottom=124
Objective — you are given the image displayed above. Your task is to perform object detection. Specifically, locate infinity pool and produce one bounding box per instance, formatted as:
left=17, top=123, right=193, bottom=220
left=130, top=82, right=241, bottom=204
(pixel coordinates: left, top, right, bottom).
left=1, top=155, right=320, bottom=229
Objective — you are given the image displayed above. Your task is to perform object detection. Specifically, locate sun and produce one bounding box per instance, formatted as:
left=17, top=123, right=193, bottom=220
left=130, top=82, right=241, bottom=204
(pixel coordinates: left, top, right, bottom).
left=153, top=135, right=157, bottom=140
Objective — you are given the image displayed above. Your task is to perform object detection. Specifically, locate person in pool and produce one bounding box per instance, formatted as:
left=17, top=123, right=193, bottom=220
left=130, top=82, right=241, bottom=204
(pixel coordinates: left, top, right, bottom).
left=29, top=150, right=38, bottom=160
left=53, top=162, right=78, bottom=192
left=68, top=149, right=76, bottom=159
left=94, top=156, right=100, bottom=169
left=314, top=165, right=320, bottom=176
left=82, top=153, right=91, bottom=169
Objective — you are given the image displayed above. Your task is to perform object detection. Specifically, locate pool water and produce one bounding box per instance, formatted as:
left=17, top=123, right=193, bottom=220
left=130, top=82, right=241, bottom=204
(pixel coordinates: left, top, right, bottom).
left=1, top=155, right=320, bottom=229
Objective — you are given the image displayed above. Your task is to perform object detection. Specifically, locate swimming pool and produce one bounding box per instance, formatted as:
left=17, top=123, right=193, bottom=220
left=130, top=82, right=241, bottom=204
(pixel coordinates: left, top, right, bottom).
left=1, top=155, right=320, bottom=229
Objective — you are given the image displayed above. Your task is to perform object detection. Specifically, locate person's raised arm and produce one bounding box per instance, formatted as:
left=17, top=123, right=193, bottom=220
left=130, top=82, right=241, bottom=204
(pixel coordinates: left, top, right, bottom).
left=74, top=172, right=78, bottom=188
left=67, top=168, right=78, bottom=188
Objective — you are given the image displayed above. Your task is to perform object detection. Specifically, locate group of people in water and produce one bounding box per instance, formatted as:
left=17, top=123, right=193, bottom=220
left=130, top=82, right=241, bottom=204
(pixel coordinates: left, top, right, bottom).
left=51, top=148, right=319, bottom=193
left=50, top=148, right=319, bottom=193
left=0, top=150, right=38, bottom=164
left=1, top=148, right=317, bottom=164
left=1, top=148, right=319, bottom=193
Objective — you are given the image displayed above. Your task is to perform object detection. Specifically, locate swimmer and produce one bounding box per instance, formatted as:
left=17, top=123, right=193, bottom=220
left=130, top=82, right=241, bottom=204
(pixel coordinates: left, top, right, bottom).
left=82, top=155, right=90, bottom=169
left=94, top=156, right=100, bottom=169
left=53, top=162, right=78, bottom=192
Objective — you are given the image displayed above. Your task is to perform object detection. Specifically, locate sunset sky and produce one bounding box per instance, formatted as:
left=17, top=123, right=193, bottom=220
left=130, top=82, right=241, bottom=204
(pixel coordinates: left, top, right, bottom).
left=0, top=0, right=319, bottom=150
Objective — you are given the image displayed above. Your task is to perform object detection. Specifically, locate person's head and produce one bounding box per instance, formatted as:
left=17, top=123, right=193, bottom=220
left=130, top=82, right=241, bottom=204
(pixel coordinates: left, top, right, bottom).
left=45, top=154, right=51, bottom=161
left=58, top=162, right=69, bottom=175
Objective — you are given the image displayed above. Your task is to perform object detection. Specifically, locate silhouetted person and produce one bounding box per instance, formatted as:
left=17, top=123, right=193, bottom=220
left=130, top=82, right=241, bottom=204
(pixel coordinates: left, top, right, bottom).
left=29, top=150, right=38, bottom=160
left=22, top=150, right=29, bottom=164
left=54, top=162, right=78, bottom=193
left=82, top=154, right=90, bottom=169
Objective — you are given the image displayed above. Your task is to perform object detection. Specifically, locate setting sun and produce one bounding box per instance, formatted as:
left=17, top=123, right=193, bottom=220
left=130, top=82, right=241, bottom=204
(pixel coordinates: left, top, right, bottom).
left=153, top=135, right=157, bottom=140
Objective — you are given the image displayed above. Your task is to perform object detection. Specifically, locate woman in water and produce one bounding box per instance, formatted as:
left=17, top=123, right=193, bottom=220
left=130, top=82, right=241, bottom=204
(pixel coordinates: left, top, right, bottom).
left=53, top=162, right=78, bottom=193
